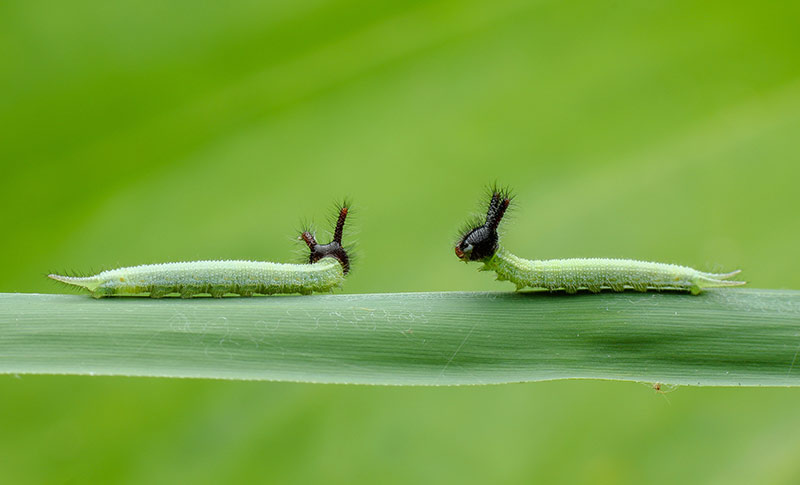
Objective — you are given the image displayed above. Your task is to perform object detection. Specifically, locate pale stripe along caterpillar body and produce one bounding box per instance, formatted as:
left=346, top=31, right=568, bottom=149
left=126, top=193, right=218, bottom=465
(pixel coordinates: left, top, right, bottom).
left=49, top=204, right=352, bottom=298
left=455, top=189, right=745, bottom=295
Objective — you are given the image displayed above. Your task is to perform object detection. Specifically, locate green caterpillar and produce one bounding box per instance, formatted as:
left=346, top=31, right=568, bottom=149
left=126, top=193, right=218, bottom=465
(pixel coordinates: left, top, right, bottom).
left=49, top=205, right=351, bottom=298
left=454, top=190, right=745, bottom=294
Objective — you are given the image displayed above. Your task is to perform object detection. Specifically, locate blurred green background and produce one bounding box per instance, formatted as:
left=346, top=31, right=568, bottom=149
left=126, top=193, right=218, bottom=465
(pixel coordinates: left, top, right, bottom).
left=2, top=0, right=800, bottom=483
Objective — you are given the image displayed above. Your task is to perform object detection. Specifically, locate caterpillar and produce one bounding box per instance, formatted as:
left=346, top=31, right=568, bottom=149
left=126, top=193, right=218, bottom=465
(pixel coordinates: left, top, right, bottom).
left=454, top=189, right=745, bottom=294
left=48, top=204, right=352, bottom=298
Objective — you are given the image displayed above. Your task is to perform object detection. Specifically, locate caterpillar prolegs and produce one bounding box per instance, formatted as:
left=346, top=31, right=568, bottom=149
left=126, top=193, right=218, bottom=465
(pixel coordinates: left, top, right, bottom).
left=49, top=204, right=352, bottom=298
left=455, top=189, right=745, bottom=294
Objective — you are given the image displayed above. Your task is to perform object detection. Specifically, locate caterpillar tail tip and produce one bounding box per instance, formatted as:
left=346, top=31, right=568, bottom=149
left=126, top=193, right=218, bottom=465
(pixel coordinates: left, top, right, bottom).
left=703, top=269, right=742, bottom=279
left=47, top=273, right=74, bottom=284
left=696, top=269, right=746, bottom=289
left=698, top=275, right=747, bottom=289
left=48, top=274, right=101, bottom=292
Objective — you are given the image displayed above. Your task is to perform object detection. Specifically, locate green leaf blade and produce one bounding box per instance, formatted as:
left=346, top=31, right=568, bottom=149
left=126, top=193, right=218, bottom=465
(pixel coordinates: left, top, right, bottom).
left=2, top=290, right=799, bottom=386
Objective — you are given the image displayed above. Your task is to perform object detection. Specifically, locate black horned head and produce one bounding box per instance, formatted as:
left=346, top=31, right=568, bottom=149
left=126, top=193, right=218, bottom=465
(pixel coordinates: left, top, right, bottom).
left=300, top=203, right=351, bottom=274
left=455, top=188, right=512, bottom=262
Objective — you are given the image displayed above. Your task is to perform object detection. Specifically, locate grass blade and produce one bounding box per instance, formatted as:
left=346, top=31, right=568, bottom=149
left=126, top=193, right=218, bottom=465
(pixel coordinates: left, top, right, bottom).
left=1, top=290, right=799, bottom=386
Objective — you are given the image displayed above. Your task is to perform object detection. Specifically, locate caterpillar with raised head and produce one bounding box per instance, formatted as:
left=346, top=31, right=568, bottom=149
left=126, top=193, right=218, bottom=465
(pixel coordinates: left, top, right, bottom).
left=454, top=189, right=745, bottom=294
left=49, top=203, right=352, bottom=298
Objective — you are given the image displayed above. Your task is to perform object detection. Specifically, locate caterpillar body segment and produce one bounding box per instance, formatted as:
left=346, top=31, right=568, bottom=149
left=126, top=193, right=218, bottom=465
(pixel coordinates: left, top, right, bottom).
left=49, top=259, right=344, bottom=298
left=485, top=248, right=745, bottom=295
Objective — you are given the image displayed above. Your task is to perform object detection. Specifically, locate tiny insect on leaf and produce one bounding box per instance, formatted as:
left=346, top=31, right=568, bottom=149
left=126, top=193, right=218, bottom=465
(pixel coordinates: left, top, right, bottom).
left=49, top=201, right=353, bottom=298
left=455, top=188, right=746, bottom=294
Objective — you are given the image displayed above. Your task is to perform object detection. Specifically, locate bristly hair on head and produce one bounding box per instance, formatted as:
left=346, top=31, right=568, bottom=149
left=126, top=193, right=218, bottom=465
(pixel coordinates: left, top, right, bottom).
left=297, top=199, right=354, bottom=274
left=328, top=198, right=352, bottom=244
left=483, top=183, right=513, bottom=230
left=454, top=185, right=514, bottom=262
left=455, top=184, right=514, bottom=240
